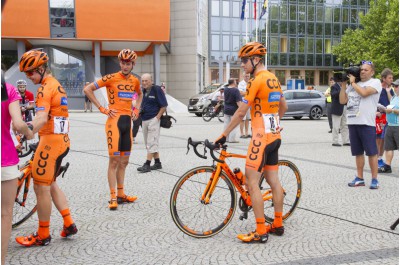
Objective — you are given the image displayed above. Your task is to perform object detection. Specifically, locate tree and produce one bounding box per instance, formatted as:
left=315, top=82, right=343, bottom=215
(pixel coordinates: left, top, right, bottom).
left=332, top=0, right=399, bottom=77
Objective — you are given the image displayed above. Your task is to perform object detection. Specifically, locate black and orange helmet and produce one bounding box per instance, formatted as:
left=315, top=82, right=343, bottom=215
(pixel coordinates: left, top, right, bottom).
left=19, top=49, right=49, bottom=72
left=118, top=49, right=137, bottom=62
left=238, top=42, right=267, bottom=58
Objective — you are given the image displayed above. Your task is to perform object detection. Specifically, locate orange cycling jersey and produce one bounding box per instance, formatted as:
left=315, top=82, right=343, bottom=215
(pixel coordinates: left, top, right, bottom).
left=94, top=72, right=141, bottom=115
left=35, top=76, right=69, bottom=136
left=243, top=70, right=283, bottom=172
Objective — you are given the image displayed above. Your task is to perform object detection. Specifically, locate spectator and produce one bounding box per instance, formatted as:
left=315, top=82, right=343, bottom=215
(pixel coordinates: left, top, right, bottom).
left=83, top=82, right=92, bottom=112
left=238, top=73, right=251, bottom=138
left=379, top=79, right=398, bottom=173
left=137, top=74, right=168, bottom=173
left=2, top=82, right=33, bottom=264
left=376, top=68, right=394, bottom=168
left=223, top=79, right=241, bottom=143
left=339, top=60, right=382, bottom=189
left=325, top=78, right=334, bottom=133
left=16, top=79, right=35, bottom=122
left=331, top=81, right=350, bottom=146
left=211, top=87, right=224, bottom=116
left=161, top=82, right=167, bottom=94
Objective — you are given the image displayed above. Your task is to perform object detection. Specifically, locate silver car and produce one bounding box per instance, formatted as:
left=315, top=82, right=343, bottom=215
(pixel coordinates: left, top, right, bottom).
left=188, top=83, right=227, bottom=116
left=283, top=90, right=327, bottom=120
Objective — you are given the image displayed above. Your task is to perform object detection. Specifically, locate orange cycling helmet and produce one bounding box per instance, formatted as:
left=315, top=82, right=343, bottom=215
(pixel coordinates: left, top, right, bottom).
left=238, top=42, right=267, bottom=58
left=118, top=49, right=137, bottom=62
left=19, top=49, right=49, bottom=72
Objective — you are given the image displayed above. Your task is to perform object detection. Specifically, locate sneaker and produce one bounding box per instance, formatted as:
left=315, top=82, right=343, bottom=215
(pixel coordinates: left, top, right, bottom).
left=370, top=179, right=379, bottom=189
left=332, top=143, right=341, bottom=147
left=15, top=232, right=51, bottom=247
left=117, top=194, right=138, bottom=204
left=266, top=224, right=284, bottom=236
left=343, top=143, right=351, bottom=146
left=150, top=162, right=162, bottom=170
left=378, top=159, right=385, bottom=168
left=237, top=231, right=268, bottom=243
left=328, top=130, right=332, bottom=133
left=108, top=198, right=118, bottom=210
left=246, top=134, right=252, bottom=138
left=60, top=223, right=78, bottom=238
left=137, top=163, right=151, bottom=173
left=378, top=164, right=392, bottom=173
left=348, top=177, right=365, bottom=187
left=240, top=135, right=246, bottom=139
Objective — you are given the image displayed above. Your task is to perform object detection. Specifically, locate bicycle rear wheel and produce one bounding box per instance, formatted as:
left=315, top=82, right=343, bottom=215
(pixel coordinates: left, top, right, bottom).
left=202, top=106, right=213, bottom=122
left=170, top=166, right=237, bottom=238
left=13, top=173, right=37, bottom=228
left=259, top=160, right=302, bottom=223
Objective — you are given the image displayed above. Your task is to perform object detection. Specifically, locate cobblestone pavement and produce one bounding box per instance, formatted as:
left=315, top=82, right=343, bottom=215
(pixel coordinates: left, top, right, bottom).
left=8, top=112, right=399, bottom=265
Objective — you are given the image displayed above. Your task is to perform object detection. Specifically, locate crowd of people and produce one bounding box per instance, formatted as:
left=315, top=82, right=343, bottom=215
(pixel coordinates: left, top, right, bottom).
left=1, top=42, right=398, bottom=264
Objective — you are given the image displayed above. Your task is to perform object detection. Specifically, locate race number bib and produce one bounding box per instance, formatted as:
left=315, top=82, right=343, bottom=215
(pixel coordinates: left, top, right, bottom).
left=54, top=117, right=69, bottom=134
left=262, top=113, right=280, bottom=133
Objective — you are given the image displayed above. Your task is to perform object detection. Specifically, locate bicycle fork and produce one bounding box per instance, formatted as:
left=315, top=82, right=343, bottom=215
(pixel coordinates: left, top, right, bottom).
left=200, top=166, right=222, bottom=204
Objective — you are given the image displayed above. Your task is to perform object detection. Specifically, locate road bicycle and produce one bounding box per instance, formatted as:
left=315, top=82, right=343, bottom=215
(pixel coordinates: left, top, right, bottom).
left=13, top=141, right=70, bottom=228
left=202, top=100, right=224, bottom=123
left=170, top=138, right=302, bottom=238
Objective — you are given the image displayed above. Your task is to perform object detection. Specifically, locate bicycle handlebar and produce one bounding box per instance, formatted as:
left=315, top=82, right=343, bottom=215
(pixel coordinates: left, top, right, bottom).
left=187, top=137, right=226, bottom=163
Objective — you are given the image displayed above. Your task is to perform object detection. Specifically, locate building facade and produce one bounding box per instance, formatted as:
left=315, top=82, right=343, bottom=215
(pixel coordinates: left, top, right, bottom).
left=209, top=0, right=370, bottom=88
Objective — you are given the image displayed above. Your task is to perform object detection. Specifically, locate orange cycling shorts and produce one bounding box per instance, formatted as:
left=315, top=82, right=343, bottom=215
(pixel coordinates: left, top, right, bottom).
left=32, top=134, right=70, bottom=186
left=105, top=114, right=132, bottom=156
left=245, top=128, right=281, bottom=173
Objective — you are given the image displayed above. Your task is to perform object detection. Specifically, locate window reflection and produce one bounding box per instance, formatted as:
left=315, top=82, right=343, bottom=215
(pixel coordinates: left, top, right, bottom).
left=49, top=0, right=76, bottom=38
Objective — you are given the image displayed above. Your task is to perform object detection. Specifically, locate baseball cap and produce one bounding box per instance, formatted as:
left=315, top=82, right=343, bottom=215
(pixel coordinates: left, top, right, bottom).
left=392, top=79, right=399, bottom=86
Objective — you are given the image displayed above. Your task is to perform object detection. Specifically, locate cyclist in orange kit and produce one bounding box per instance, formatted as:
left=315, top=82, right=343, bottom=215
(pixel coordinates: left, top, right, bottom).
left=15, top=49, right=77, bottom=246
left=214, top=42, right=288, bottom=243
left=84, top=49, right=143, bottom=210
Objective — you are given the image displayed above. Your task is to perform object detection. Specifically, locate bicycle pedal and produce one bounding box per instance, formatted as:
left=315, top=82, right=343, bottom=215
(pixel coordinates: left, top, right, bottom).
left=239, top=212, right=248, bottom=221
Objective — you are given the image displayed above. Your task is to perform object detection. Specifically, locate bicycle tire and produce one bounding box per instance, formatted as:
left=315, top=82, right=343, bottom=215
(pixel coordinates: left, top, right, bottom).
left=17, top=139, right=32, bottom=158
left=202, top=106, right=213, bottom=122
left=13, top=173, right=37, bottom=228
left=259, top=160, right=302, bottom=223
left=170, top=166, right=237, bottom=238
left=218, top=109, right=224, bottom=123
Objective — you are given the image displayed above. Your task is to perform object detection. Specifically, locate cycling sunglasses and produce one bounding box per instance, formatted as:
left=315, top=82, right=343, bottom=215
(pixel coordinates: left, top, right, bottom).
left=240, top=57, right=252, bottom=64
left=361, top=60, right=373, bottom=65
left=25, top=70, right=37, bottom=77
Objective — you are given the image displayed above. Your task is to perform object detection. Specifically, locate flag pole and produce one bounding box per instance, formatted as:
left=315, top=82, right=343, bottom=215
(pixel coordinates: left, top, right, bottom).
left=255, top=0, right=258, bottom=42
left=245, top=1, right=248, bottom=43
left=265, top=0, right=269, bottom=70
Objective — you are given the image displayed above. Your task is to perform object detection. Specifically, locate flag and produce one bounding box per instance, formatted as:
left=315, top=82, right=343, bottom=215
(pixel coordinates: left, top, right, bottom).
left=240, top=0, right=246, bottom=20
left=259, top=0, right=268, bottom=19
left=254, top=0, right=257, bottom=21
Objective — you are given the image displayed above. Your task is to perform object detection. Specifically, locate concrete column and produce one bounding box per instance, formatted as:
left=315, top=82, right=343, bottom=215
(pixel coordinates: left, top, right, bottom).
left=218, top=56, right=223, bottom=84
left=94, top=42, right=101, bottom=78
left=17, top=41, right=26, bottom=59
left=225, top=62, right=230, bottom=81
left=153, top=44, right=160, bottom=85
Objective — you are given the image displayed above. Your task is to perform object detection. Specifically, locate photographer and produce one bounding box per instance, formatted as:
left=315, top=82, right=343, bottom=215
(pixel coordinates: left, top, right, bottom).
left=330, top=80, right=349, bottom=147
left=339, top=61, right=382, bottom=189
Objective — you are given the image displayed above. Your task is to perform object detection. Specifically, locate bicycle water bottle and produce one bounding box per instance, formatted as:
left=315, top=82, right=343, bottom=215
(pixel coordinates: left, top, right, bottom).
left=234, top=168, right=245, bottom=185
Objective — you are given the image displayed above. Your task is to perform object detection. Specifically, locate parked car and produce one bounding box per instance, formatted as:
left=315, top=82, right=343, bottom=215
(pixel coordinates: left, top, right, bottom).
left=188, top=83, right=226, bottom=116
left=283, top=90, right=327, bottom=120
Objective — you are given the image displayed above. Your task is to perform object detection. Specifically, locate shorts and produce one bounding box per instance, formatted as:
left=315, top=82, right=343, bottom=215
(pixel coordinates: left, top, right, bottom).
left=348, top=125, right=378, bottom=156
left=245, top=128, right=281, bottom=172
left=85, top=95, right=91, bottom=103
left=242, top=109, right=251, bottom=121
left=32, top=134, right=70, bottom=186
left=376, top=123, right=387, bottom=139
left=142, top=117, right=161, bottom=153
left=384, top=126, right=399, bottom=151
left=1, top=165, right=20, bottom=181
left=106, top=115, right=132, bottom=156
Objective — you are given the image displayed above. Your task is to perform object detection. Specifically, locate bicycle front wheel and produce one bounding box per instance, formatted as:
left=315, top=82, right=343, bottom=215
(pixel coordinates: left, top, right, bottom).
left=259, top=160, right=302, bottom=223
left=202, top=106, right=213, bottom=122
left=170, top=166, right=237, bottom=238
left=13, top=173, right=37, bottom=228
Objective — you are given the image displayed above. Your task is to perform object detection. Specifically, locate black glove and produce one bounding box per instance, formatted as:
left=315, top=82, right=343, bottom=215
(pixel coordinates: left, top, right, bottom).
left=214, top=134, right=227, bottom=147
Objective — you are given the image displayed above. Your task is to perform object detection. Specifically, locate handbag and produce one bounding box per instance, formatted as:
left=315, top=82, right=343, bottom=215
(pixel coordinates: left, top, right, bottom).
left=160, top=111, right=176, bottom=129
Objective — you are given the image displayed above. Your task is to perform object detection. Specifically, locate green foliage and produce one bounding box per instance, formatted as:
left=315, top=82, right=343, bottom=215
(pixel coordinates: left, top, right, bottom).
left=332, top=0, right=399, bottom=77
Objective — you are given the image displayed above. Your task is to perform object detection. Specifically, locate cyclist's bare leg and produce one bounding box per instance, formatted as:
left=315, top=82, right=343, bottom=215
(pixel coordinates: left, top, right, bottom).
left=33, top=184, right=52, bottom=237
left=1, top=178, right=18, bottom=264
left=245, top=168, right=266, bottom=234
left=116, top=156, right=130, bottom=196
left=264, top=170, right=283, bottom=213
left=50, top=182, right=69, bottom=212
left=108, top=156, right=119, bottom=197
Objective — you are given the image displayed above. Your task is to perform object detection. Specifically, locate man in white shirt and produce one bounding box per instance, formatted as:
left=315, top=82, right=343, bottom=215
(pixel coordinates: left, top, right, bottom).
left=339, top=61, right=382, bottom=189
left=238, top=73, right=251, bottom=138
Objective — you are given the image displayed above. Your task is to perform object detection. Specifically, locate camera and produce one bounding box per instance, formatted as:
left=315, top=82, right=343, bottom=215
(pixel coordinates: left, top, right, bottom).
left=333, top=62, right=361, bottom=83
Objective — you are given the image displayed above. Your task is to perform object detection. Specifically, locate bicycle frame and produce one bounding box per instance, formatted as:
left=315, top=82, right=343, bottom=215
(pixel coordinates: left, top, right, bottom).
left=16, top=159, right=33, bottom=207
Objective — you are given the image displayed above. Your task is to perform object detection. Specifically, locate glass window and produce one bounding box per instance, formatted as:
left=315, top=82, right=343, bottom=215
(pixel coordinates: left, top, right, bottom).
left=298, top=6, right=306, bottom=21
left=316, top=7, right=323, bottom=21
left=325, top=23, right=331, bottom=35
left=291, top=70, right=300, bottom=78
left=269, top=53, right=279, bottom=66
left=280, top=54, right=288, bottom=65
left=351, top=0, right=357, bottom=5
left=310, top=92, right=321, bottom=98
left=232, top=18, right=240, bottom=32
left=232, top=2, right=240, bottom=17
left=333, top=8, right=341, bottom=22
left=211, top=17, right=220, bottom=31
left=307, top=6, right=314, bottom=21
left=319, top=70, right=329, bottom=85
left=211, top=69, right=219, bottom=83
left=212, top=35, right=220, bottom=51
left=281, top=37, right=288, bottom=52
left=275, top=70, right=286, bottom=85
left=307, top=22, right=314, bottom=35
left=222, top=35, right=230, bottom=51
left=342, top=8, right=349, bottom=23
left=325, top=7, right=333, bottom=23
left=298, top=54, right=305, bottom=66
left=290, top=38, right=297, bottom=52
left=324, top=54, right=332, bottom=66
left=211, top=1, right=220, bottom=16
left=325, top=39, right=332, bottom=53
left=222, top=1, right=229, bottom=17
left=271, top=21, right=279, bottom=33
left=281, top=22, right=287, bottom=34
left=49, top=0, right=76, bottom=38
left=294, top=92, right=310, bottom=99
left=333, top=24, right=341, bottom=36
left=233, top=35, right=240, bottom=51
left=307, top=39, right=314, bottom=53
left=289, top=22, right=297, bottom=34
left=359, top=0, right=366, bottom=6
left=305, top=70, right=315, bottom=84
left=342, top=24, right=349, bottom=34
left=316, top=54, right=323, bottom=66
left=281, top=5, right=288, bottom=19
left=222, top=18, right=231, bottom=31
left=316, top=23, right=323, bottom=36
left=316, top=39, right=323, bottom=53
left=298, top=22, right=306, bottom=35
left=270, top=5, right=280, bottom=20
left=270, top=37, right=279, bottom=53
left=351, top=9, right=358, bottom=23
left=307, top=55, right=314, bottom=66
left=289, top=54, right=296, bottom=65
left=289, top=5, right=297, bottom=20
left=333, top=55, right=341, bottom=66
left=283, top=92, right=293, bottom=100
left=51, top=48, right=85, bottom=96
left=298, top=38, right=305, bottom=52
